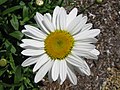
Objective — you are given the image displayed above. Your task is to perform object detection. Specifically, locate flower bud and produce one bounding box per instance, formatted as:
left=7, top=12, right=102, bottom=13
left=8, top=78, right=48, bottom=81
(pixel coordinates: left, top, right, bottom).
left=96, top=0, right=103, bottom=4
left=36, top=0, right=44, bottom=6
left=0, top=58, right=7, bottom=67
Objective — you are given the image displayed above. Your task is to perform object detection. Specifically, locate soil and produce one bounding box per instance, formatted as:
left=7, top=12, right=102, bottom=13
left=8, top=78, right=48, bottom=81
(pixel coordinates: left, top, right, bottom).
left=39, top=0, right=120, bottom=90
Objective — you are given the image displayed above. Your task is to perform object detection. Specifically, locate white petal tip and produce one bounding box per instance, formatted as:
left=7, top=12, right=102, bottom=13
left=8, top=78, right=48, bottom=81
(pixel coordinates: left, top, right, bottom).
left=83, top=16, right=88, bottom=20
left=24, top=25, right=27, bottom=28
left=36, top=12, right=39, bottom=14
left=21, top=63, right=26, bottom=67
left=95, top=29, right=100, bottom=35
left=86, top=72, right=91, bottom=76
left=21, top=30, right=26, bottom=33
left=21, top=50, right=28, bottom=56
left=21, top=51, right=24, bottom=55
left=34, top=76, right=41, bottom=83
left=33, top=66, right=39, bottom=72
left=52, top=73, right=58, bottom=81
left=52, top=78, right=57, bottom=81
left=19, top=44, right=23, bottom=47
left=73, top=7, right=78, bottom=12
left=34, top=79, right=38, bottom=83
left=96, top=50, right=100, bottom=55
left=72, top=81, right=77, bottom=85
left=60, top=81, right=63, bottom=85
left=84, top=69, right=91, bottom=76
left=91, top=49, right=100, bottom=56
left=33, top=69, right=36, bottom=73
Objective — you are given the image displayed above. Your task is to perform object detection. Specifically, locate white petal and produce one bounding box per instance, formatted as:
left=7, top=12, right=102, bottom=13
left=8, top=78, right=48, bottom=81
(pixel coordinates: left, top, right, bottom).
left=90, top=49, right=100, bottom=55
left=60, top=80, right=64, bottom=85
left=34, top=12, right=50, bottom=34
left=24, top=25, right=46, bottom=39
left=21, top=49, right=44, bottom=56
left=20, top=39, right=44, bottom=48
left=68, top=55, right=91, bottom=75
left=34, top=13, right=45, bottom=33
left=75, top=38, right=98, bottom=43
left=59, top=7, right=67, bottom=30
left=21, top=56, right=38, bottom=67
left=33, top=54, right=49, bottom=72
left=67, top=8, right=78, bottom=27
left=73, top=43, right=95, bottom=51
left=35, top=12, right=43, bottom=21
left=74, top=67, right=85, bottom=76
left=22, top=30, right=42, bottom=40
left=74, top=29, right=100, bottom=40
left=20, top=43, right=41, bottom=49
left=71, top=16, right=88, bottom=35
left=60, top=60, right=67, bottom=82
left=74, top=57, right=91, bottom=76
left=34, top=60, right=53, bottom=83
left=66, top=55, right=85, bottom=67
left=67, top=63, right=77, bottom=85
left=57, top=76, right=62, bottom=85
left=57, top=76, right=65, bottom=85
left=45, top=13, right=52, bottom=21
left=81, top=23, right=93, bottom=32
left=56, top=8, right=61, bottom=30
left=48, top=68, right=53, bottom=83
left=67, top=14, right=83, bottom=33
left=52, top=60, right=60, bottom=81
left=53, top=6, right=60, bottom=29
left=77, top=63, right=91, bottom=76
left=72, top=50, right=98, bottom=59
left=42, top=14, right=55, bottom=32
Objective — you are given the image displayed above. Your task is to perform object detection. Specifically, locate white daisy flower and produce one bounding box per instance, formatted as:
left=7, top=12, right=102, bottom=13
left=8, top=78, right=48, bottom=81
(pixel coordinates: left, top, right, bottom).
left=20, top=6, right=100, bottom=85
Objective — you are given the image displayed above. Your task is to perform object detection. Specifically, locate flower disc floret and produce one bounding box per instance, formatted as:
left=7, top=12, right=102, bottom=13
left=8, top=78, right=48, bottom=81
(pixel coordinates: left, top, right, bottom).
left=44, top=30, right=74, bottom=60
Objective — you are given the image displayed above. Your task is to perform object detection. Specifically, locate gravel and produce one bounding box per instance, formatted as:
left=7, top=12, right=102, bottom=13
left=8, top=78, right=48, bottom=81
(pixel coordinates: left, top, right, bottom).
left=39, top=0, right=120, bottom=90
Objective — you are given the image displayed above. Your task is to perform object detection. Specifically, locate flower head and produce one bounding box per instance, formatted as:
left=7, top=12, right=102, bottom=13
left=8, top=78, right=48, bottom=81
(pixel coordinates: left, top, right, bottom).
left=36, top=0, right=44, bottom=6
left=20, top=6, right=100, bottom=85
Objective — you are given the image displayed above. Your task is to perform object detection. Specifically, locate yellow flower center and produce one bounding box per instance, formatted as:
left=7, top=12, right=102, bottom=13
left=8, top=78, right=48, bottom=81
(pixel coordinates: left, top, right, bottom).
left=44, top=30, right=74, bottom=60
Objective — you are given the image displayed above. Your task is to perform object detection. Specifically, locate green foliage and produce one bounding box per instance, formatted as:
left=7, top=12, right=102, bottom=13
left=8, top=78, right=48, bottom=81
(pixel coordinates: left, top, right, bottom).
left=9, top=31, right=24, bottom=40
left=10, top=14, right=19, bottom=30
left=0, top=65, right=8, bottom=76
left=0, top=0, right=64, bottom=89
left=5, top=40, right=16, bottom=54
left=2, top=5, right=22, bottom=15
left=0, top=0, right=7, bottom=5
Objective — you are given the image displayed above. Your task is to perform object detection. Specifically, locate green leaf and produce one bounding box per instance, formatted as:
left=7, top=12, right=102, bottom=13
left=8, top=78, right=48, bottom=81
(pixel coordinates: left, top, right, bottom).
left=10, top=14, right=19, bottom=30
left=0, top=84, right=4, bottom=90
left=2, top=6, right=21, bottom=15
left=18, top=85, right=24, bottom=90
left=23, top=6, right=29, bottom=18
left=20, top=17, right=30, bottom=25
left=0, top=0, right=7, bottom=5
left=19, top=1, right=25, bottom=6
left=10, top=86, right=14, bottom=90
left=9, top=54, right=15, bottom=71
left=5, top=40, right=16, bottom=54
left=14, top=66, right=22, bottom=83
left=0, top=66, right=8, bottom=76
left=24, top=78, right=33, bottom=88
left=9, top=31, right=23, bottom=40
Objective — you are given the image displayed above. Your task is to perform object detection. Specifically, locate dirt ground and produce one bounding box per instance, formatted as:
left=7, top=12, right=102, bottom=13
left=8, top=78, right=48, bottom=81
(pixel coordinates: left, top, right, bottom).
left=39, top=0, right=120, bottom=90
